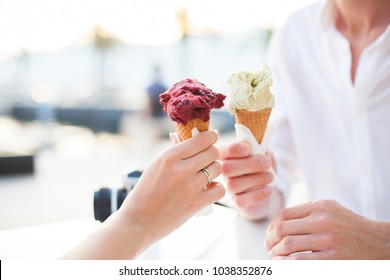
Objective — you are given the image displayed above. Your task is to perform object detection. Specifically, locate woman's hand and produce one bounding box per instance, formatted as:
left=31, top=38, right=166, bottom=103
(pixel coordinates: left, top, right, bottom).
left=120, top=130, right=225, bottom=248
left=61, top=131, right=225, bottom=260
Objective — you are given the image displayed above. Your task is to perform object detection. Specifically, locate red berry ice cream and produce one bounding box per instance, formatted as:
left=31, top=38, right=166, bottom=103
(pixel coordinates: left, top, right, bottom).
left=159, top=78, right=226, bottom=141
left=160, top=78, right=225, bottom=125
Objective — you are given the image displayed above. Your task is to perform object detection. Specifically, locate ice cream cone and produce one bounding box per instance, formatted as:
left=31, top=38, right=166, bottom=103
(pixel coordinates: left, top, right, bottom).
left=235, top=108, right=272, bottom=144
left=174, top=118, right=209, bottom=142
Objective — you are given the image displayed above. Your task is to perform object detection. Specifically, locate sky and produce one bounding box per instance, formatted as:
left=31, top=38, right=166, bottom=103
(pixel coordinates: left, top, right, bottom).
left=0, top=0, right=317, bottom=60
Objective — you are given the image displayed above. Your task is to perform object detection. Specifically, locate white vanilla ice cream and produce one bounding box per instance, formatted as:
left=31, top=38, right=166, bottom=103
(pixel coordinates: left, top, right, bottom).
left=227, top=65, right=275, bottom=114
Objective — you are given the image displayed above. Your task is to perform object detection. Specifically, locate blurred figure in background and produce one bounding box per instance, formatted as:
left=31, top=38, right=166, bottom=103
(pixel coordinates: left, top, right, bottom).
left=146, top=65, right=167, bottom=120
left=145, top=65, right=170, bottom=140
left=120, top=65, right=169, bottom=153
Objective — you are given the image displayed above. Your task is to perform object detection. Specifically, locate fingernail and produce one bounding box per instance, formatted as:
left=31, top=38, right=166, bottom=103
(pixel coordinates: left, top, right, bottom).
left=262, top=156, right=271, bottom=168
left=240, top=142, right=251, bottom=154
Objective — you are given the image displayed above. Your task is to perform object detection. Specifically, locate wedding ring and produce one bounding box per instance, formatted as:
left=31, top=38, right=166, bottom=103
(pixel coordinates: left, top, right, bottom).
left=201, top=168, right=213, bottom=185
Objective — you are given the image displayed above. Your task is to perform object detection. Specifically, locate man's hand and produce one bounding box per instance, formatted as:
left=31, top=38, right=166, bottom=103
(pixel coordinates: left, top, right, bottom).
left=219, top=141, right=278, bottom=220
left=265, top=199, right=390, bottom=259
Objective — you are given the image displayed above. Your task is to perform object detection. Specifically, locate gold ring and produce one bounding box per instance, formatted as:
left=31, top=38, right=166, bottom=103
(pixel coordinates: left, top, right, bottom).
left=201, top=168, right=213, bottom=185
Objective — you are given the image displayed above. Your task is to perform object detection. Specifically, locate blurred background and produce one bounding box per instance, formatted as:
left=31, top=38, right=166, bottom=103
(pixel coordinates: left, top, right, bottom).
left=0, top=0, right=315, bottom=231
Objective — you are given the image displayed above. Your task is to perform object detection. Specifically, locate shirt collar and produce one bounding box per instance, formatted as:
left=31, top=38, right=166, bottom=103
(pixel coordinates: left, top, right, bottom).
left=318, top=0, right=337, bottom=31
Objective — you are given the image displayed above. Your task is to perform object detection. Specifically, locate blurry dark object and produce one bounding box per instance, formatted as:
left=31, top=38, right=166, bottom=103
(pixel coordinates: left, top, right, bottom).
left=94, top=169, right=142, bottom=222
left=10, top=105, right=235, bottom=134
left=11, top=106, right=130, bottom=133
left=146, top=65, right=167, bottom=118
left=0, top=152, right=34, bottom=175
left=93, top=187, right=128, bottom=223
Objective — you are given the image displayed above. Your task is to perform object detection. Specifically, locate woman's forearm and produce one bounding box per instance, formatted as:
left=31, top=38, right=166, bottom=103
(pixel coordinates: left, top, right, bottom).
left=60, top=209, right=151, bottom=260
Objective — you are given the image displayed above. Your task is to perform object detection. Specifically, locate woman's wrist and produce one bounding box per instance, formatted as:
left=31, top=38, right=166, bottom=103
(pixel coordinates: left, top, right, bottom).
left=105, top=206, right=154, bottom=259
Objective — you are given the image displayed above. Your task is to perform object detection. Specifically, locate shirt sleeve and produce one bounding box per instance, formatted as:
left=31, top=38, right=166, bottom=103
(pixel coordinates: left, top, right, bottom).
left=266, top=27, right=303, bottom=205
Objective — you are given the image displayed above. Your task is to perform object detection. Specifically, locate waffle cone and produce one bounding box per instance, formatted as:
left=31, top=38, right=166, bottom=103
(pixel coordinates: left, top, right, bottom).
left=235, top=108, right=272, bottom=144
left=174, top=118, right=209, bottom=142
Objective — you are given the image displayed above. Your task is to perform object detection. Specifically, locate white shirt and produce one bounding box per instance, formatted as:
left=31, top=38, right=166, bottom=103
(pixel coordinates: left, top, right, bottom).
left=267, top=0, right=390, bottom=221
